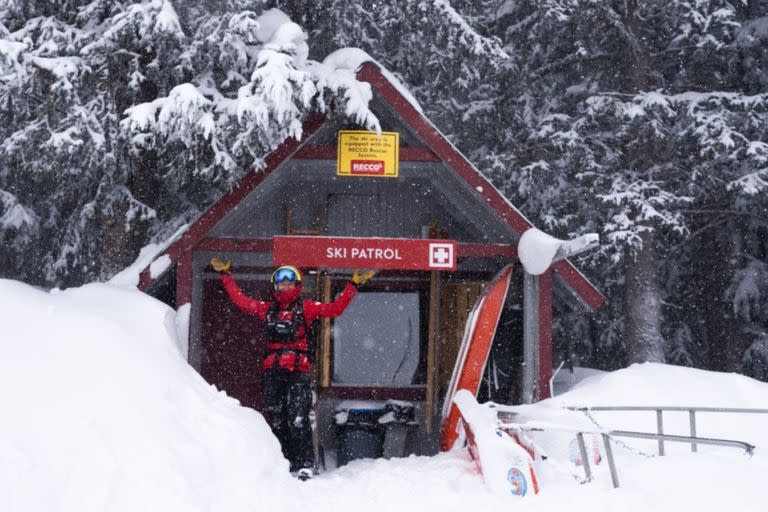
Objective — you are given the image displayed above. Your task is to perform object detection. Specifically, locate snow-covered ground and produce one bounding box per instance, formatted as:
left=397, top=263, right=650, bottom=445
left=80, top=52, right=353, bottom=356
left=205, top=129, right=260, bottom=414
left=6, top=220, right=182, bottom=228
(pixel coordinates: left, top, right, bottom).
left=1, top=279, right=766, bottom=511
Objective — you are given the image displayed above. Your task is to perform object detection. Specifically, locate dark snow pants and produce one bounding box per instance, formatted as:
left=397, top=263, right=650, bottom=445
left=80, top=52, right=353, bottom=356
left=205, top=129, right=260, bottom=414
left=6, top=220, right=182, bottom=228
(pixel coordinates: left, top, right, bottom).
left=262, top=369, right=314, bottom=472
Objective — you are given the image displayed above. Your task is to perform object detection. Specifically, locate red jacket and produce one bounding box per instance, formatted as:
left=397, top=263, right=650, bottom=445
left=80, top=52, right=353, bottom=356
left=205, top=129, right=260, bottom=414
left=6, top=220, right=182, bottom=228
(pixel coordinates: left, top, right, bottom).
left=220, top=273, right=357, bottom=372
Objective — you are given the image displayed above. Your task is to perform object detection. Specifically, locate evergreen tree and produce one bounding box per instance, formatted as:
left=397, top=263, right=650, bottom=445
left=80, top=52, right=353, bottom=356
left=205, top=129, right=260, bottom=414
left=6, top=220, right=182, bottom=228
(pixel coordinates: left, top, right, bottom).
left=2, top=0, right=768, bottom=382
left=0, top=1, right=377, bottom=285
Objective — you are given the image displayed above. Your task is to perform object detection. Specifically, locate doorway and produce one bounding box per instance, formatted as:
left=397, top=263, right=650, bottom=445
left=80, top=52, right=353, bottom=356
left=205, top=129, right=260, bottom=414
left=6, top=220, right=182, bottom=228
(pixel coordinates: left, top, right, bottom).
left=199, top=275, right=270, bottom=411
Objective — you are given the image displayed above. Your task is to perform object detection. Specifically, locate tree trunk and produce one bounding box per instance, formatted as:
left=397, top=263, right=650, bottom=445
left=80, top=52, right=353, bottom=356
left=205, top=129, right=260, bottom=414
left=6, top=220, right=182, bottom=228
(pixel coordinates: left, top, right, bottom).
left=621, top=3, right=663, bottom=364
left=101, top=56, right=159, bottom=280
left=700, top=223, right=745, bottom=372
left=624, top=231, right=665, bottom=364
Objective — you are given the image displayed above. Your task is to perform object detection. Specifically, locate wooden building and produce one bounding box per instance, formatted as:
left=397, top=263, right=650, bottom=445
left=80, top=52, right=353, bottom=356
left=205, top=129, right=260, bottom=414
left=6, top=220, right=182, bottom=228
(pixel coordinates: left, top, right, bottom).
left=138, top=61, right=605, bottom=458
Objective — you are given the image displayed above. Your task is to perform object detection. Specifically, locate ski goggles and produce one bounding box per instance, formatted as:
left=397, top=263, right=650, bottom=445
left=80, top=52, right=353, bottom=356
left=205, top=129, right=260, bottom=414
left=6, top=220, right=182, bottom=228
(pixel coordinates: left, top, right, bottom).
left=272, top=266, right=301, bottom=284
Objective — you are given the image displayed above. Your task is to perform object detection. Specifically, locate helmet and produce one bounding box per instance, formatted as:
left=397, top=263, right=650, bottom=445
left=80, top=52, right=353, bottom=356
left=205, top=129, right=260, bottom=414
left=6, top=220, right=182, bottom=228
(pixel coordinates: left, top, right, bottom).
left=271, top=265, right=301, bottom=286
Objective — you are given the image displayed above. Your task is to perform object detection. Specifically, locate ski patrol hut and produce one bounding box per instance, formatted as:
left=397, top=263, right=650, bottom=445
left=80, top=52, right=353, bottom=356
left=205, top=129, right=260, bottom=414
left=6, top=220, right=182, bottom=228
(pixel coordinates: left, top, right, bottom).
left=138, top=61, right=604, bottom=459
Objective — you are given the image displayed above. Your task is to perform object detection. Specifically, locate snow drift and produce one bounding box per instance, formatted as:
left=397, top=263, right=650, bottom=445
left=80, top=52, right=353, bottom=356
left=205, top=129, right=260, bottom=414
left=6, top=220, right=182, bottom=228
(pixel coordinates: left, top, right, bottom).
left=0, top=279, right=288, bottom=512
left=1, top=277, right=767, bottom=512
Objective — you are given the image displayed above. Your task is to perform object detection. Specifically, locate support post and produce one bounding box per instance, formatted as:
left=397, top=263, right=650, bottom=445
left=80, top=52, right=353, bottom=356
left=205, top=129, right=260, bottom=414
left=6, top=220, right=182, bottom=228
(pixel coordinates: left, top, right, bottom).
left=176, top=251, right=193, bottom=307
left=689, top=410, right=697, bottom=453
left=523, top=269, right=553, bottom=402
left=538, top=270, right=553, bottom=399
left=425, top=270, right=441, bottom=433
left=576, top=433, right=592, bottom=481
left=320, top=273, right=332, bottom=388
left=657, top=410, right=665, bottom=455
left=602, top=434, right=620, bottom=489
left=522, top=272, right=539, bottom=404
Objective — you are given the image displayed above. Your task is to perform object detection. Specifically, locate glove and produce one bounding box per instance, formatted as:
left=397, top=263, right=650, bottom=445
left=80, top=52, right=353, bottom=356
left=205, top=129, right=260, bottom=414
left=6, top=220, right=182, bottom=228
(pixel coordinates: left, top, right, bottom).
left=210, top=257, right=232, bottom=273
left=352, top=269, right=376, bottom=286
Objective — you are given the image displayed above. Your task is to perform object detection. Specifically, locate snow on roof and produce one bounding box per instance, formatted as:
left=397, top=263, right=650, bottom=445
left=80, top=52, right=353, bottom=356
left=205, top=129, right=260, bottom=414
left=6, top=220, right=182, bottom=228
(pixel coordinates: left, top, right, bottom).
left=113, top=223, right=188, bottom=287
left=322, top=48, right=424, bottom=114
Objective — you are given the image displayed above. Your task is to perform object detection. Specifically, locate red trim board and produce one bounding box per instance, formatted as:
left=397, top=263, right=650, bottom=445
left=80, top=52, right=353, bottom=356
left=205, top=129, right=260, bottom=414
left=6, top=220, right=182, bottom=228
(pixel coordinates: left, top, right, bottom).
left=537, top=270, right=553, bottom=399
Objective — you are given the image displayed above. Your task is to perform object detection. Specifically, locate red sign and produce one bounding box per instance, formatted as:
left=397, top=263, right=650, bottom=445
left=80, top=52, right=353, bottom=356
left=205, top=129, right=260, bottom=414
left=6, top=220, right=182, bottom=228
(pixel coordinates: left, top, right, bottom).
left=350, top=160, right=385, bottom=175
left=273, top=236, right=457, bottom=271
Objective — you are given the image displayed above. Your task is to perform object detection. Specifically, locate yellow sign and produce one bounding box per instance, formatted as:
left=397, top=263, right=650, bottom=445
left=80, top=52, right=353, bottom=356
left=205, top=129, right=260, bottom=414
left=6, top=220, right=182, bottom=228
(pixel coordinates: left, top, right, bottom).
left=337, top=130, right=399, bottom=178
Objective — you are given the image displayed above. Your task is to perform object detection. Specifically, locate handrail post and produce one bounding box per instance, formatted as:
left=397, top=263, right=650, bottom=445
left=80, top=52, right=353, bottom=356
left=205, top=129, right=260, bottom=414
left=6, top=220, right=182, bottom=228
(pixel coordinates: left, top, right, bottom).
left=602, top=434, right=620, bottom=488
left=656, top=410, right=665, bottom=455
left=576, top=433, right=592, bottom=481
left=689, top=410, right=697, bottom=452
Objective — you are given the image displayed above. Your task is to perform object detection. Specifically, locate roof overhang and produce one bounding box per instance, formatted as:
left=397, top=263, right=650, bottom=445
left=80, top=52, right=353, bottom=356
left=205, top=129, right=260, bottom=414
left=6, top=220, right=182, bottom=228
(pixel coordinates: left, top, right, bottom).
left=139, top=62, right=605, bottom=311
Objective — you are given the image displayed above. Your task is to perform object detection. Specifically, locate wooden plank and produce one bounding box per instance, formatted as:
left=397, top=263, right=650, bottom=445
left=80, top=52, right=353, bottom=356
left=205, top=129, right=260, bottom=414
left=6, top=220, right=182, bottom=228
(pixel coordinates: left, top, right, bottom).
left=196, top=237, right=273, bottom=253
left=319, top=386, right=426, bottom=401
left=425, top=270, right=441, bottom=433
left=437, top=282, right=483, bottom=399
left=320, top=273, right=332, bottom=388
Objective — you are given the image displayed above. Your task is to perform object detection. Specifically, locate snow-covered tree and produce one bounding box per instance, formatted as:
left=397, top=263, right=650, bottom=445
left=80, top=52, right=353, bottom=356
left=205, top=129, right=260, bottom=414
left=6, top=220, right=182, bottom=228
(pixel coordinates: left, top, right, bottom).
left=2, top=0, right=768, bottom=382
left=477, top=1, right=768, bottom=370
left=0, top=1, right=378, bottom=285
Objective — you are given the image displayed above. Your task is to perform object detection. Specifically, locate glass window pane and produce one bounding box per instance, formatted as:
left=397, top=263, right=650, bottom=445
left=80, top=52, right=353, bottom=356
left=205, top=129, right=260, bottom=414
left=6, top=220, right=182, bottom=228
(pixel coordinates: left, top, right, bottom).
left=333, top=292, right=420, bottom=386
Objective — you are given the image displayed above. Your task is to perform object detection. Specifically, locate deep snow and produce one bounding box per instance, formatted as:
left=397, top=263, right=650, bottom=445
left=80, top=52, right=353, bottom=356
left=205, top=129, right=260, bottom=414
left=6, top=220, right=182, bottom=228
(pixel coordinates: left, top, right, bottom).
left=1, top=279, right=766, bottom=511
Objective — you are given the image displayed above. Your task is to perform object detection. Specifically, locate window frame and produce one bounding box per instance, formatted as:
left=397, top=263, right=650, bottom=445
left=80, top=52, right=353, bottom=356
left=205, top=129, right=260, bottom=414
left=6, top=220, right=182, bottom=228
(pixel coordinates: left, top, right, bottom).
left=321, top=274, right=430, bottom=400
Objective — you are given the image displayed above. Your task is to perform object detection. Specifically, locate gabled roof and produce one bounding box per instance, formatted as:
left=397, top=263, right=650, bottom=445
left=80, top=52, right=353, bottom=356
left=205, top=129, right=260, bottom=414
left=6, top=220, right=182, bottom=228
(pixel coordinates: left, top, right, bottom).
left=139, top=62, right=605, bottom=311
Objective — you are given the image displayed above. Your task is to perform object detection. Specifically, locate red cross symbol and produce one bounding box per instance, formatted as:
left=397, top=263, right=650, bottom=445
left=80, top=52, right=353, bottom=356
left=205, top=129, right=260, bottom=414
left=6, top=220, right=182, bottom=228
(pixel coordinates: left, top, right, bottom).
left=429, top=243, right=454, bottom=269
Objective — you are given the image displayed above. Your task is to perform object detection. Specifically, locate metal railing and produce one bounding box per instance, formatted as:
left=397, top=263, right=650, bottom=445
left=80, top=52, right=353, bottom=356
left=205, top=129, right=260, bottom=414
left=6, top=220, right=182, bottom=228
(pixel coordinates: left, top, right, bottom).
left=508, top=424, right=755, bottom=489
left=568, top=406, right=768, bottom=455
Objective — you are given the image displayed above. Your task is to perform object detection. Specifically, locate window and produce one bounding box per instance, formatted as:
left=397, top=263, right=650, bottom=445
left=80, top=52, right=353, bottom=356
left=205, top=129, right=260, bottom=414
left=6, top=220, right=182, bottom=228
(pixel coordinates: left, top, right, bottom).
left=332, top=291, right=425, bottom=386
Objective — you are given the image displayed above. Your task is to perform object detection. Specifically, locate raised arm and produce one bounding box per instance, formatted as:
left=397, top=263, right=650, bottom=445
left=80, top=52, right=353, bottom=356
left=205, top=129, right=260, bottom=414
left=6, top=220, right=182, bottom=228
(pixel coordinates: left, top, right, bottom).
left=220, top=273, right=271, bottom=320
left=304, top=282, right=358, bottom=321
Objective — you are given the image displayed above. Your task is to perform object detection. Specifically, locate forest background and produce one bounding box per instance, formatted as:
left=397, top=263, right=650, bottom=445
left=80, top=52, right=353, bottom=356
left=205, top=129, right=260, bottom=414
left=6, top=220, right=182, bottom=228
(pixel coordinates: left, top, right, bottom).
left=2, top=0, right=768, bottom=380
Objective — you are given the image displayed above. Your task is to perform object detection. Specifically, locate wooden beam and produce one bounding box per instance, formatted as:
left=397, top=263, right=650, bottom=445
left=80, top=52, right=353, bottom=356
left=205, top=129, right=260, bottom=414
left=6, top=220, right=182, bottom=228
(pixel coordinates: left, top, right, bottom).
left=319, top=386, right=426, bottom=401
left=196, top=237, right=515, bottom=260
left=425, top=269, right=441, bottom=433
left=552, top=260, right=605, bottom=311
left=176, top=251, right=193, bottom=307
left=320, top=273, right=332, bottom=388
left=196, top=237, right=273, bottom=253
left=457, top=243, right=517, bottom=260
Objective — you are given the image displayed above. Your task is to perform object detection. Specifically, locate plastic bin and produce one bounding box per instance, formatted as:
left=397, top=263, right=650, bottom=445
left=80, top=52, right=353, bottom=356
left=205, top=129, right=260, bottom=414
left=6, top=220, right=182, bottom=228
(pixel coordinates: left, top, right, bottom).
left=380, top=401, right=418, bottom=459
left=335, top=406, right=385, bottom=466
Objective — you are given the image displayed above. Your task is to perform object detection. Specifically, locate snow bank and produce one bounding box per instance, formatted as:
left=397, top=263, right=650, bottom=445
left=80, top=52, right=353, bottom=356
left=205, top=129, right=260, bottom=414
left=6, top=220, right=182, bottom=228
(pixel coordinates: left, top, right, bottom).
left=0, top=279, right=288, bottom=512
left=472, top=363, right=768, bottom=510
left=502, top=363, right=768, bottom=464
left=3, top=276, right=767, bottom=512
left=546, top=362, right=768, bottom=450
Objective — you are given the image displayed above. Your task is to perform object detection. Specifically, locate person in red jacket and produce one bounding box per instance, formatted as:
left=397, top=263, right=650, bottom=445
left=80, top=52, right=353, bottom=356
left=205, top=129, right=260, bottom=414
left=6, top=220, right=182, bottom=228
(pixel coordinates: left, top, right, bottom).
left=209, top=258, right=374, bottom=480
